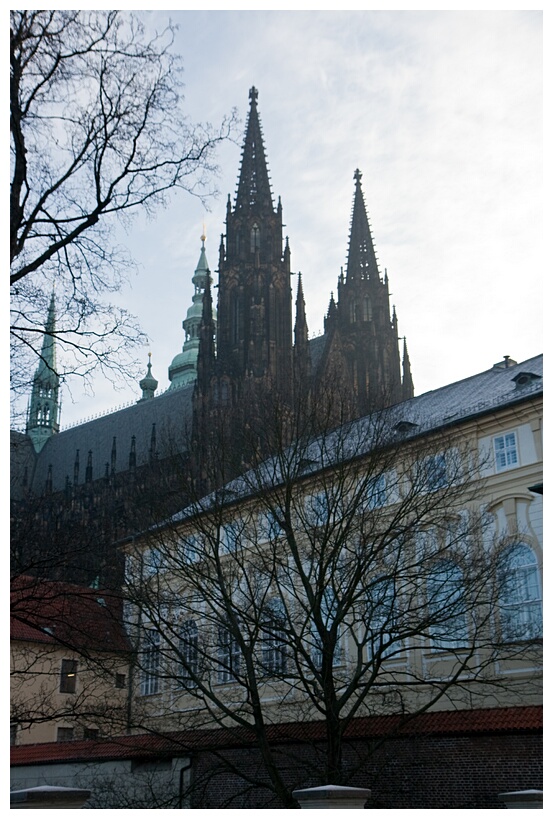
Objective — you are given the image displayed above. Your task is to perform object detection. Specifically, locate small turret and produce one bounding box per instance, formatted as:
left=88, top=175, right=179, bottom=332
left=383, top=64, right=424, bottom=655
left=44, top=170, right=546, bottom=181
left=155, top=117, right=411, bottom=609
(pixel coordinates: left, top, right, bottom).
left=139, top=353, right=158, bottom=401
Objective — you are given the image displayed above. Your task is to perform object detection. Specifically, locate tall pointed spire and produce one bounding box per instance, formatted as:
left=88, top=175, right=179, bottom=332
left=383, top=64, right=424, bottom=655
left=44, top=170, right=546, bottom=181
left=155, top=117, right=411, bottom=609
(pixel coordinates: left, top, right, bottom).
left=294, top=273, right=311, bottom=392
left=235, top=86, right=273, bottom=214
left=346, top=169, right=380, bottom=283
left=216, top=86, right=292, bottom=397
left=294, top=273, right=309, bottom=347
left=168, top=231, right=216, bottom=389
left=27, top=291, right=60, bottom=452
left=196, top=268, right=216, bottom=392
left=402, top=338, right=414, bottom=400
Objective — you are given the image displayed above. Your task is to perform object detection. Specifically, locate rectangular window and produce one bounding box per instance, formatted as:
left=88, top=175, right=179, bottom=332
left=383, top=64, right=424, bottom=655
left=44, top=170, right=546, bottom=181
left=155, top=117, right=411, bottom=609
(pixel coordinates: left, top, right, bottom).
left=142, top=547, right=164, bottom=577
left=140, top=630, right=161, bottom=696
left=494, top=432, right=519, bottom=472
left=57, top=726, right=74, bottom=742
left=178, top=534, right=202, bottom=564
left=220, top=522, right=242, bottom=554
left=258, top=510, right=283, bottom=541
left=365, top=474, right=387, bottom=509
left=304, top=491, right=330, bottom=527
left=115, top=673, right=126, bottom=689
left=83, top=727, right=99, bottom=740
left=366, top=577, right=401, bottom=660
left=427, top=562, right=469, bottom=651
left=179, top=620, right=199, bottom=687
left=311, top=588, right=341, bottom=669
left=261, top=601, right=287, bottom=676
left=217, top=624, right=241, bottom=683
left=59, top=659, right=78, bottom=693
left=423, top=455, right=447, bottom=491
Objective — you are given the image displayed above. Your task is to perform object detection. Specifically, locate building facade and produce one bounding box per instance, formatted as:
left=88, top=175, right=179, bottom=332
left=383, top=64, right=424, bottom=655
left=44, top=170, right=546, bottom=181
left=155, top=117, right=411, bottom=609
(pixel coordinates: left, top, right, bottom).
left=117, top=355, right=542, bottom=806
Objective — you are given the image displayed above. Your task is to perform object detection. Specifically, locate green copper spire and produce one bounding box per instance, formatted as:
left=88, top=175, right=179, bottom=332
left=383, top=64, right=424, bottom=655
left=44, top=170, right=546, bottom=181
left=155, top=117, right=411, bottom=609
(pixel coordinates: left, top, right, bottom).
left=169, top=231, right=216, bottom=389
left=27, top=292, right=60, bottom=452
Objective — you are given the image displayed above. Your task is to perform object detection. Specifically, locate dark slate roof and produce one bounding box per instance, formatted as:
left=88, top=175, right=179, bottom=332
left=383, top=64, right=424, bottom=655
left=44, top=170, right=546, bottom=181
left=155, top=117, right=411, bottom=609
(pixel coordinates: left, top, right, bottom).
left=171, top=354, right=543, bottom=522
left=308, top=333, right=328, bottom=373
left=15, top=355, right=542, bottom=497
left=10, top=706, right=542, bottom=766
left=28, top=383, right=195, bottom=494
left=384, top=353, right=542, bottom=433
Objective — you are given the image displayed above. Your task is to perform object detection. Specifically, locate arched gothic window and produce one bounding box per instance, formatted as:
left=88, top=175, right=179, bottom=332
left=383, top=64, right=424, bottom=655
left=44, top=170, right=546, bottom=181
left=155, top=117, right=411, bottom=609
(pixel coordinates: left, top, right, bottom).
left=250, top=223, right=260, bottom=253
left=498, top=544, right=542, bottom=641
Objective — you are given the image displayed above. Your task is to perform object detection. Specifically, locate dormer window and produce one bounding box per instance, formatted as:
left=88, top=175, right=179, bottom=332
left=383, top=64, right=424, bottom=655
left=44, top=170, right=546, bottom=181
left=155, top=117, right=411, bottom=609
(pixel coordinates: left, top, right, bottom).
left=512, top=372, right=542, bottom=389
left=394, top=421, right=418, bottom=435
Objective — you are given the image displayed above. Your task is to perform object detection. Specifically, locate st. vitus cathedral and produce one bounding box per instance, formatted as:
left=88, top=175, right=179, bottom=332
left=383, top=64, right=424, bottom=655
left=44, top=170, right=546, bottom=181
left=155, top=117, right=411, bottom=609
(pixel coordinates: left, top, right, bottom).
left=11, top=87, right=413, bottom=586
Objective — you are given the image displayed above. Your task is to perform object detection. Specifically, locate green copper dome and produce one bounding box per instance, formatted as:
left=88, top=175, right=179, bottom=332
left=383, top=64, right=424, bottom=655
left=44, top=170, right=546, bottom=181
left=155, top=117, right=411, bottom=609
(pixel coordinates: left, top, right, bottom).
left=168, top=233, right=216, bottom=390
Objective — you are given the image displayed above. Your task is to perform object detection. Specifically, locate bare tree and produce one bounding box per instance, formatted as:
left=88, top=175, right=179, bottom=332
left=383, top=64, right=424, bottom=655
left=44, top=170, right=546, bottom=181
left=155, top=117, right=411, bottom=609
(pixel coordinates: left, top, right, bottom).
left=123, top=396, right=542, bottom=806
left=10, top=10, right=237, bottom=413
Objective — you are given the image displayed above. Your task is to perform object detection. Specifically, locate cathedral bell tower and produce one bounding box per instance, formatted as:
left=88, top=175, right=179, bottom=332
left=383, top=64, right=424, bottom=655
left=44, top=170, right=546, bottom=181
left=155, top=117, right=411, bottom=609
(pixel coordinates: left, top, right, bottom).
left=335, top=169, right=413, bottom=413
left=216, top=87, right=293, bottom=400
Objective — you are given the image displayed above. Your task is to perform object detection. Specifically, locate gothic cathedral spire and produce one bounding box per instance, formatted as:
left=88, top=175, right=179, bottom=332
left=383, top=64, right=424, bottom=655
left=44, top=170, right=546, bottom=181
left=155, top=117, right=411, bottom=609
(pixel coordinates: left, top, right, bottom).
left=346, top=168, right=380, bottom=283
left=216, top=86, right=292, bottom=397
left=334, top=170, right=411, bottom=413
left=27, top=291, right=60, bottom=452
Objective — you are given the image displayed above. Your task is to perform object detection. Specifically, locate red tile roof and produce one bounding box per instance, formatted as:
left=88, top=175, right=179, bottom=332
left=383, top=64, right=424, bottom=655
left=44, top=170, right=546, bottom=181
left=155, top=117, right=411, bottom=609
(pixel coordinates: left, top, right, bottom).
left=10, top=575, right=130, bottom=654
left=11, top=706, right=542, bottom=766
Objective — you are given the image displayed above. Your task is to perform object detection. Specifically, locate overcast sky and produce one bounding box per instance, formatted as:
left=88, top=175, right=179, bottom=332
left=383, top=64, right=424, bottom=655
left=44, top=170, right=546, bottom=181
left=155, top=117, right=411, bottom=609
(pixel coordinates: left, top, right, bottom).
left=58, top=8, right=542, bottom=429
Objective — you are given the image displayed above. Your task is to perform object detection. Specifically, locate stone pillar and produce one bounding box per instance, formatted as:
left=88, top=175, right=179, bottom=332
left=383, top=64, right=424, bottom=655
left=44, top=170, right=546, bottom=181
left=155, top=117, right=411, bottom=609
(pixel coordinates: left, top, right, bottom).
left=292, top=784, right=371, bottom=809
left=498, top=790, right=543, bottom=809
left=10, top=786, right=91, bottom=809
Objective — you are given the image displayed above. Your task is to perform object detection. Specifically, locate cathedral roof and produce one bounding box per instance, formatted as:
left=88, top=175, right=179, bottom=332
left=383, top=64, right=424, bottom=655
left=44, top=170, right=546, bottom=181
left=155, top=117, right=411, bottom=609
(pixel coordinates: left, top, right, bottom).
left=25, top=383, right=195, bottom=494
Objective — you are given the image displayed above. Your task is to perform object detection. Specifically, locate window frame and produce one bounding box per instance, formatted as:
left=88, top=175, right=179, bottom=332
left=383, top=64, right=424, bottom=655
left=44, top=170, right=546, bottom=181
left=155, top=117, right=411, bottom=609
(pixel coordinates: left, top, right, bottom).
left=493, top=431, right=519, bottom=473
left=179, top=619, right=199, bottom=687
left=59, top=659, right=78, bottom=694
left=426, top=560, right=469, bottom=652
left=498, top=544, right=542, bottom=642
left=217, top=622, right=242, bottom=684
left=140, top=628, right=161, bottom=696
left=261, top=599, right=288, bottom=676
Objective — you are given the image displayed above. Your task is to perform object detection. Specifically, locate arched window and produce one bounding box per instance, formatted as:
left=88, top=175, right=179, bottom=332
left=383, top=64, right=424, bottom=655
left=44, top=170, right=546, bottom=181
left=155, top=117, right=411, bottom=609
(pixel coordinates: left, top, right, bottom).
left=498, top=544, right=542, bottom=641
left=250, top=223, right=260, bottom=253
left=426, top=561, right=468, bottom=651
left=179, top=620, right=199, bottom=687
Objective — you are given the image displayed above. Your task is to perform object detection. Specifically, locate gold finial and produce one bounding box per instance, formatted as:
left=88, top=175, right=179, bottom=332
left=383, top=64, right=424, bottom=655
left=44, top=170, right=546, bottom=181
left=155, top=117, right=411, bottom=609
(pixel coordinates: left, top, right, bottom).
left=201, top=223, right=206, bottom=244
